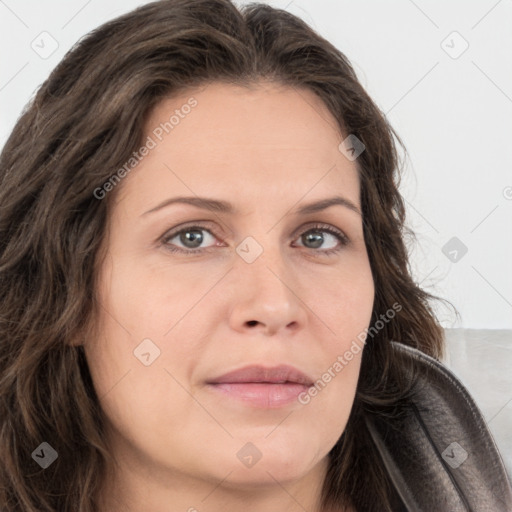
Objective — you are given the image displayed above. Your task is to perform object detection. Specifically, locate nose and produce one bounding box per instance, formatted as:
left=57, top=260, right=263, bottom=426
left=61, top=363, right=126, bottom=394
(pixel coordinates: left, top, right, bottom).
left=227, top=242, right=308, bottom=337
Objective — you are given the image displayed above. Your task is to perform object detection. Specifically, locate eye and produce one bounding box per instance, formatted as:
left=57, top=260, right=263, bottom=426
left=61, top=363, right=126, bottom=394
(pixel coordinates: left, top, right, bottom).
left=160, top=222, right=349, bottom=256
left=293, top=223, right=349, bottom=256
left=161, top=224, right=220, bottom=255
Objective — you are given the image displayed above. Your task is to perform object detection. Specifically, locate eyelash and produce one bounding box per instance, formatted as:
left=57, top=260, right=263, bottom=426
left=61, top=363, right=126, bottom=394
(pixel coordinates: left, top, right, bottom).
left=160, top=222, right=349, bottom=257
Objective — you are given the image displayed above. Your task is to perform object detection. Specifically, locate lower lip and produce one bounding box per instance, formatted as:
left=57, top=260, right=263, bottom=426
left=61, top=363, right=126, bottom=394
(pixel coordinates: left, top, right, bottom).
left=207, top=382, right=310, bottom=408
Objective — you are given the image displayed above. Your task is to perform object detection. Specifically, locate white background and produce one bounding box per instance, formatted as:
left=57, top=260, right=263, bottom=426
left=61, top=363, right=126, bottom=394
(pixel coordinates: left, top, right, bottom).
left=1, top=0, right=511, bottom=328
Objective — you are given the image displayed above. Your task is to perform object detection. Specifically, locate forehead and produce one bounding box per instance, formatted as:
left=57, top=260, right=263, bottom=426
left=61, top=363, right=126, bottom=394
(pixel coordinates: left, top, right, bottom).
left=145, top=81, right=344, bottom=158
left=115, top=82, right=360, bottom=212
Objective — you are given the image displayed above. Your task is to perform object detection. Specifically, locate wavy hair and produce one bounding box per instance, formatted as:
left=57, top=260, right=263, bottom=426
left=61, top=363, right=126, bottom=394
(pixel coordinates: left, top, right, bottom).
left=0, top=1, right=456, bottom=510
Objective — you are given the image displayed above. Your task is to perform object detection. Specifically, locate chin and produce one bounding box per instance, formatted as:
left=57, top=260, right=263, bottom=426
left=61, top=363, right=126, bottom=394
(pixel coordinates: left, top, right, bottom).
left=230, top=437, right=324, bottom=485
left=219, top=456, right=318, bottom=489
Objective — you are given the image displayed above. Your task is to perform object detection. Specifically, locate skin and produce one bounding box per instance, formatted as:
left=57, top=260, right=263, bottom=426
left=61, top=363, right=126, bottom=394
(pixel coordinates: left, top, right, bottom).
left=83, top=81, right=374, bottom=512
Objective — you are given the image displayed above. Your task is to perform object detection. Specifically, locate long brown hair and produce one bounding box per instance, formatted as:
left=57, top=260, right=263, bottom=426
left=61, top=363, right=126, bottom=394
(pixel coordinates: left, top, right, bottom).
left=0, top=1, right=456, bottom=510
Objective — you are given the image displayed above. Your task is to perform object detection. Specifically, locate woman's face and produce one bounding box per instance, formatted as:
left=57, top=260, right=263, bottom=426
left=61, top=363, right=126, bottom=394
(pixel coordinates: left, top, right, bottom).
left=84, top=81, right=374, bottom=509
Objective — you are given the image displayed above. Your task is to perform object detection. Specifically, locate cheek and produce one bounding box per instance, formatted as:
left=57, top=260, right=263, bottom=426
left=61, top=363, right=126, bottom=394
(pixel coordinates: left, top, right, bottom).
left=311, top=254, right=375, bottom=340
left=97, top=252, right=213, bottom=339
left=303, top=258, right=373, bottom=423
left=83, top=321, right=195, bottom=467
left=84, top=255, right=213, bottom=430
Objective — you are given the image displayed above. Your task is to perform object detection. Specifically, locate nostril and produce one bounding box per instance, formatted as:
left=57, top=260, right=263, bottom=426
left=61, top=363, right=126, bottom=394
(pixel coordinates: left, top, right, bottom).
left=247, top=320, right=258, bottom=326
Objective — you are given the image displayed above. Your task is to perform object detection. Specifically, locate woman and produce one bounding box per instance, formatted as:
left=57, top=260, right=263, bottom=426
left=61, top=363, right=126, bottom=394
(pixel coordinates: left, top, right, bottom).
left=0, top=1, right=510, bottom=511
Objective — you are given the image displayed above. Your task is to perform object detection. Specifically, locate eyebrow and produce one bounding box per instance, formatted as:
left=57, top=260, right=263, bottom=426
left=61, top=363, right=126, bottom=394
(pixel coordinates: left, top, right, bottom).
left=141, top=195, right=361, bottom=217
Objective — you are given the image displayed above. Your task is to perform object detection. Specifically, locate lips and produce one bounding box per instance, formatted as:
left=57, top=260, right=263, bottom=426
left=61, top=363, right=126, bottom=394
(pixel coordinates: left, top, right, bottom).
left=206, top=364, right=314, bottom=408
left=207, top=364, right=314, bottom=386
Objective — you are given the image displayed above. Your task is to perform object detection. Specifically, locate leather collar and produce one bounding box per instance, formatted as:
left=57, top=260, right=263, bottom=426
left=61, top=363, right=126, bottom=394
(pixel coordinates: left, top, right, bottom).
left=364, top=341, right=512, bottom=511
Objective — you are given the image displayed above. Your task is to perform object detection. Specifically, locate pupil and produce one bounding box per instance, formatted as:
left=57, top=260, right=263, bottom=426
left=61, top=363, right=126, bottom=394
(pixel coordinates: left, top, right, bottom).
left=182, top=230, right=203, bottom=248
left=305, top=231, right=323, bottom=249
